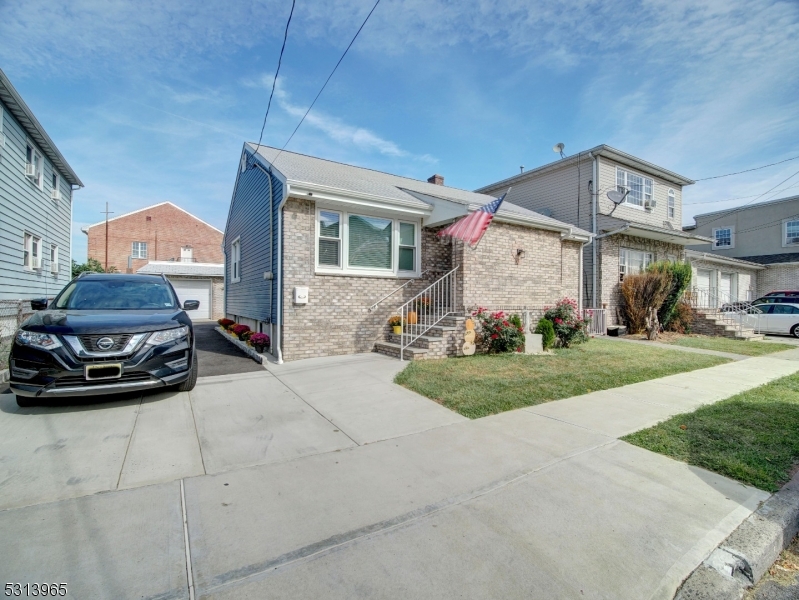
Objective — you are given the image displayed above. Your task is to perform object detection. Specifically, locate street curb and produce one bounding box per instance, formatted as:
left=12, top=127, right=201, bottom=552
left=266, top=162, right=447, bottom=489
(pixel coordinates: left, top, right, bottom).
left=215, top=327, right=263, bottom=364
left=674, top=471, right=799, bottom=599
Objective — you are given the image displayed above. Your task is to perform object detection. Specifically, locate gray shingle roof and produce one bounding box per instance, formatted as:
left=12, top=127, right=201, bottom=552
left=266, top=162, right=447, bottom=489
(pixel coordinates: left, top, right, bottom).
left=249, top=145, right=592, bottom=238
left=137, top=262, right=224, bottom=277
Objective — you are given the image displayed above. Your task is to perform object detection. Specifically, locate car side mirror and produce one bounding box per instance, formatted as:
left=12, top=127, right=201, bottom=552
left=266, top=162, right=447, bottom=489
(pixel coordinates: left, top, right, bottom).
left=183, top=300, right=200, bottom=311
left=30, top=298, right=48, bottom=311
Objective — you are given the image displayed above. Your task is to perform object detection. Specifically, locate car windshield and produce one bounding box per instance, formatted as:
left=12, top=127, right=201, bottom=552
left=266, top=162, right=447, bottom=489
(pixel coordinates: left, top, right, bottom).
left=53, top=279, right=178, bottom=310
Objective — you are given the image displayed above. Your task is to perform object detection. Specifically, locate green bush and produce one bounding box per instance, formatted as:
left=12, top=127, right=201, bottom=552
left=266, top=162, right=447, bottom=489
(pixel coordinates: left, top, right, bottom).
left=648, top=260, right=692, bottom=328
left=471, top=308, right=525, bottom=353
left=543, top=298, right=591, bottom=348
left=535, top=318, right=556, bottom=350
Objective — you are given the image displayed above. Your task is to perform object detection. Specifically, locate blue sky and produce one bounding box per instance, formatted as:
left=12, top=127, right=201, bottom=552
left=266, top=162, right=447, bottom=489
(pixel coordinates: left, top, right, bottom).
left=1, top=0, right=797, bottom=263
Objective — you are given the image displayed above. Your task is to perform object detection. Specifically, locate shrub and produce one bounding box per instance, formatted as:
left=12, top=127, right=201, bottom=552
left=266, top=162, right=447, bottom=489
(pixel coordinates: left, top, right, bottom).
left=619, top=271, right=673, bottom=334
left=249, top=332, right=270, bottom=348
left=534, top=318, right=556, bottom=350
left=648, top=261, right=692, bottom=328
left=543, top=298, right=591, bottom=348
left=240, top=330, right=253, bottom=342
left=471, top=308, right=525, bottom=353
left=231, top=324, right=251, bottom=339
left=666, top=300, right=695, bottom=334
left=218, top=318, right=235, bottom=328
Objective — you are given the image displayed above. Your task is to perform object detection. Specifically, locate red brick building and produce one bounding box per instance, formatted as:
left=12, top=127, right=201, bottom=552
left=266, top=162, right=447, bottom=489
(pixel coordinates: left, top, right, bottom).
left=85, top=202, right=223, bottom=273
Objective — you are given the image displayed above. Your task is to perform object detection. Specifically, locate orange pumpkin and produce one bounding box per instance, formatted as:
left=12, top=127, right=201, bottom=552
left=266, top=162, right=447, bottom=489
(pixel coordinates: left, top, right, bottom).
left=407, top=311, right=418, bottom=324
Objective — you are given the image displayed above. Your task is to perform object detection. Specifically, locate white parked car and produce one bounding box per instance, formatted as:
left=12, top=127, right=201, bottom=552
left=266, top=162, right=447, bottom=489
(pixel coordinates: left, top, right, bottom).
left=736, top=303, right=799, bottom=337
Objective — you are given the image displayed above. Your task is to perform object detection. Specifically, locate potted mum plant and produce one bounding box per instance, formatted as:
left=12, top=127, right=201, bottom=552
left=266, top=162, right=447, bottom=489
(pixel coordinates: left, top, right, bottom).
left=231, top=324, right=250, bottom=340
left=388, top=315, right=403, bottom=334
left=249, top=332, right=270, bottom=353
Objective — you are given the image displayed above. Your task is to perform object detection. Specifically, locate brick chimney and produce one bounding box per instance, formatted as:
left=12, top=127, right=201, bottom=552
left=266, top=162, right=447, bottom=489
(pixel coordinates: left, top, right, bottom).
left=427, top=174, right=444, bottom=185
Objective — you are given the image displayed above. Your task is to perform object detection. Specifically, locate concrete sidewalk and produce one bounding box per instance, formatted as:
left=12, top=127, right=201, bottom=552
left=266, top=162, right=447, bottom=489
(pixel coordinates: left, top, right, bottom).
left=3, top=348, right=799, bottom=599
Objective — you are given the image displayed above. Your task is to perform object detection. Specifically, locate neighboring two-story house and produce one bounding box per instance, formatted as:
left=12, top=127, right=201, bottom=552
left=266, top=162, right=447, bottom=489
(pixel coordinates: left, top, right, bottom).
left=476, top=145, right=710, bottom=323
left=686, top=194, right=799, bottom=298
left=0, top=68, right=83, bottom=301
left=83, top=201, right=225, bottom=319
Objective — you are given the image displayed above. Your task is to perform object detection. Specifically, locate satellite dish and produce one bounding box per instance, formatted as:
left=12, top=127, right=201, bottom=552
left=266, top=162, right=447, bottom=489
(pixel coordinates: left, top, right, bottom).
left=552, top=142, right=565, bottom=158
left=607, top=190, right=627, bottom=205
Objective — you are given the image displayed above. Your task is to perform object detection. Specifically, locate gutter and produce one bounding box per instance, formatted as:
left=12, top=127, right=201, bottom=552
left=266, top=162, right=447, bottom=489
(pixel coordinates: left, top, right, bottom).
left=594, top=224, right=631, bottom=241
left=591, top=152, right=598, bottom=308
left=274, top=180, right=290, bottom=365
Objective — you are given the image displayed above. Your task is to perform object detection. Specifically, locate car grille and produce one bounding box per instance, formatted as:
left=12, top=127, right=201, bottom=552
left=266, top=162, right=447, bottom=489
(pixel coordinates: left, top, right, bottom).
left=53, top=372, right=154, bottom=388
left=78, top=334, right=133, bottom=353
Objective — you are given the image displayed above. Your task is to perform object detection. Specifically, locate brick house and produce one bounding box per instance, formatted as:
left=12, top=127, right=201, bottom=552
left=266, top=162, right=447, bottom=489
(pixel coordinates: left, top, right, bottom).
left=84, top=201, right=224, bottom=273
left=476, top=145, right=711, bottom=324
left=224, top=145, right=592, bottom=362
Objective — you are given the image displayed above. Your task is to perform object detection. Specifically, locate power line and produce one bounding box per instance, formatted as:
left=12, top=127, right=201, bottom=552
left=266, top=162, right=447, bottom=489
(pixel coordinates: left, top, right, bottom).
left=694, top=154, right=799, bottom=181
left=684, top=182, right=799, bottom=206
left=267, top=0, right=382, bottom=168
left=251, top=0, right=296, bottom=158
left=693, top=166, right=799, bottom=230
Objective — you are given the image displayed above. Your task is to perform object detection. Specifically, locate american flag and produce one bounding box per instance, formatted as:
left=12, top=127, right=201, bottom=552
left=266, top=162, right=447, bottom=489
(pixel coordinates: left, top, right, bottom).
left=437, top=190, right=509, bottom=248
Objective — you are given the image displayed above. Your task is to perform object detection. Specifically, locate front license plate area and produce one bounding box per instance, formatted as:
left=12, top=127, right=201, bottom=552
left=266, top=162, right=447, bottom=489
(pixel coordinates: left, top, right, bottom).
left=85, top=363, right=123, bottom=380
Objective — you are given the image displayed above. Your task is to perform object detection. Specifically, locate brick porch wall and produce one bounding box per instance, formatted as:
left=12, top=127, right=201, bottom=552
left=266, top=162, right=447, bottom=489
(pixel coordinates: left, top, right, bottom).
left=757, top=264, right=799, bottom=296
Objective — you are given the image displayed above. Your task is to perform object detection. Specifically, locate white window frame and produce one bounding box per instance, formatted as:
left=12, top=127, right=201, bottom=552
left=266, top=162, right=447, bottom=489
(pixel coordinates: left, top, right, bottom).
left=51, top=171, right=61, bottom=200
left=131, top=241, right=148, bottom=259
left=317, top=210, right=342, bottom=269
left=783, top=219, right=799, bottom=247
left=712, top=226, right=734, bottom=249
left=50, top=244, right=59, bottom=274
left=616, top=167, right=654, bottom=209
left=26, top=141, right=43, bottom=190
left=230, top=237, right=241, bottom=283
left=314, top=207, right=421, bottom=278
left=23, top=232, right=42, bottom=270
left=667, top=189, right=675, bottom=219
left=619, top=248, right=653, bottom=282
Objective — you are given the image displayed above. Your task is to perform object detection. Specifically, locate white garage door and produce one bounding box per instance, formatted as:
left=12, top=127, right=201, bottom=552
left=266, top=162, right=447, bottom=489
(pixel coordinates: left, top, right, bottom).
left=169, top=278, right=212, bottom=320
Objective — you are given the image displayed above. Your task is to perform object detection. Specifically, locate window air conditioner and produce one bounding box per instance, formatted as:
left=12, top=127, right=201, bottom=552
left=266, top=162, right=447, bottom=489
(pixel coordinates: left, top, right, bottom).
left=32, top=256, right=42, bottom=270
left=644, top=199, right=657, bottom=210
left=25, top=163, right=37, bottom=178
left=51, top=189, right=61, bottom=201
left=51, top=262, right=59, bottom=274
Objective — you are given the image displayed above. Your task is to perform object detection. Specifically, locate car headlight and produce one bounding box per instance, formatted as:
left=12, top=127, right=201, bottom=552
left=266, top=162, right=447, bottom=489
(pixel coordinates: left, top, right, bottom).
left=146, top=326, right=189, bottom=346
left=16, top=330, right=63, bottom=351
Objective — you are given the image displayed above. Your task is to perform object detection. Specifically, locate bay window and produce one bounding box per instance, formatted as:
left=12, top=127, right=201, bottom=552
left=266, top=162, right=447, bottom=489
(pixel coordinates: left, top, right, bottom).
left=315, top=209, right=419, bottom=276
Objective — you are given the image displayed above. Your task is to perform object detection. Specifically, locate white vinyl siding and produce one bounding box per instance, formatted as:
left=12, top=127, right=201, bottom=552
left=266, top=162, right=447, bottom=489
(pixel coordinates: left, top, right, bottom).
left=230, top=238, right=241, bottom=283
left=712, top=227, right=734, bottom=249
left=131, top=241, right=148, bottom=259
left=619, top=248, right=652, bottom=281
left=315, top=208, right=420, bottom=277
left=617, top=167, right=653, bottom=209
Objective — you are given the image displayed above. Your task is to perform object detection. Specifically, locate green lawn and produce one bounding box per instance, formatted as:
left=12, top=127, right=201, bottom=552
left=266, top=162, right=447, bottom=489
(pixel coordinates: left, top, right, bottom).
left=395, top=338, right=729, bottom=419
left=623, top=372, right=799, bottom=491
left=659, top=335, right=795, bottom=357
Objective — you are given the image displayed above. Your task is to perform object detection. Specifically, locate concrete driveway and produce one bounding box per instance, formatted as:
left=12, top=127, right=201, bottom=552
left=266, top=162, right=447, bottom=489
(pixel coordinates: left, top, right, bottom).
left=2, top=350, right=798, bottom=599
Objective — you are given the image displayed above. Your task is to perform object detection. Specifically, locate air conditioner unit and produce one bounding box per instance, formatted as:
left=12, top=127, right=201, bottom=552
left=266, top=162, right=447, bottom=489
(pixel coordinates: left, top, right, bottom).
left=51, top=262, right=59, bottom=274
left=32, top=256, right=42, bottom=270
left=51, top=189, right=61, bottom=201
left=644, top=199, right=657, bottom=210
left=25, top=163, right=36, bottom=178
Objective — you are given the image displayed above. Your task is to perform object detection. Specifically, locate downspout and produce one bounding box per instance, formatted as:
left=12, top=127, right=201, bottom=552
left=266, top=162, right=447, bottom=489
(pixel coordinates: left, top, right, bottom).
left=589, top=152, right=598, bottom=308
left=274, top=179, right=289, bottom=365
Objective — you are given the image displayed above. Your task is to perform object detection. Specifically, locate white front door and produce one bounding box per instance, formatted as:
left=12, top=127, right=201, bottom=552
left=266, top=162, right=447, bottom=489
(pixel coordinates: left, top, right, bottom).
left=719, top=272, right=733, bottom=304
left=695, top=269, right=714, bottom=307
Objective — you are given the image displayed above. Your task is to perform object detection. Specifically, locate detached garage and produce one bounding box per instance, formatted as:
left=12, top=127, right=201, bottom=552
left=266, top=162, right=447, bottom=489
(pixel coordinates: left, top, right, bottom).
left=137, top=261, right=224, bottom=320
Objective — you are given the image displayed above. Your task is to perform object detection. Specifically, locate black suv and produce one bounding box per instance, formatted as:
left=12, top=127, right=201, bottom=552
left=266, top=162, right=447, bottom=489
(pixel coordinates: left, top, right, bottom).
left=9, top=273, right=200, bottom=407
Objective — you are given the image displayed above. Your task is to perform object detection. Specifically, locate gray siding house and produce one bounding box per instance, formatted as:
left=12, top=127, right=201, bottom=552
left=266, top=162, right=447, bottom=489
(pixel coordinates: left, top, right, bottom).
left=686, top=194, right=799, bottom=297
left=224, top=145, right=591, bottom=362
left=0, top=68, right=82, bottom=301
left=476, top=145, right=710, bottom=323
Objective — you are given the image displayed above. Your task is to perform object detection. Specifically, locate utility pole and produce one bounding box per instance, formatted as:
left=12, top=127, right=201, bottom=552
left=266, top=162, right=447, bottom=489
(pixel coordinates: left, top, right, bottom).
left=102, top=202, right=113, bottom=271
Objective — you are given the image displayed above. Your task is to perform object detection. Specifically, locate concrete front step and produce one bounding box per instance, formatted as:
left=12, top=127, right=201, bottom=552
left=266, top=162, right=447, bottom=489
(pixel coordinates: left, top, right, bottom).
left=386, top=333, right=444, bottom=350
left=373, top=341, right=429, bottom=360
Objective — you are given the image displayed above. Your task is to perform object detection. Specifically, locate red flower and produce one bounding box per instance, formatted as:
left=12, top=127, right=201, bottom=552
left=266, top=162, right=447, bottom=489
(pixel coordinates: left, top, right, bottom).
left=555, top=318, right=563, bottom=325
left=491, top=334, right=499, bottom=339
left=502, top=320, right=509, bottom=327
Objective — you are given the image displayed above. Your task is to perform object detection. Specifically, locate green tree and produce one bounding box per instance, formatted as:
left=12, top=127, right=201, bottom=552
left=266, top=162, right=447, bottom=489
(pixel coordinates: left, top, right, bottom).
left=71, top=258, right=105, bottom=278
left=647, top=260, right=693, bottom=328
